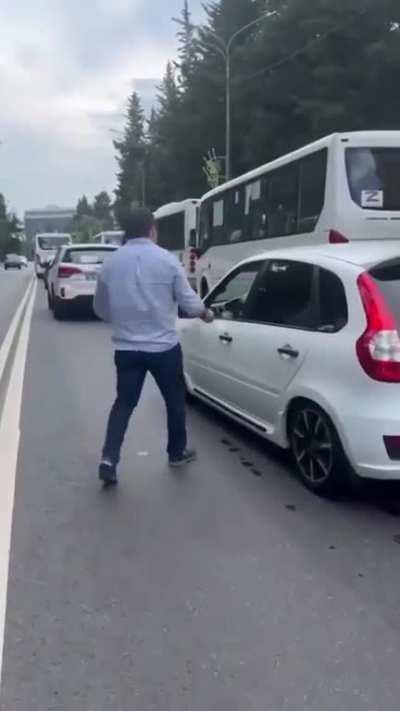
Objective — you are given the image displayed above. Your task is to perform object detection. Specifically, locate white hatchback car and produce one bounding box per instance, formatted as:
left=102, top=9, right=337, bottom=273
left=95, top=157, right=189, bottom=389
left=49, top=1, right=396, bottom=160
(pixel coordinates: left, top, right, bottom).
left=180, top=241, right=400, bottom=496
left=47, top=243, right=118, bottom=319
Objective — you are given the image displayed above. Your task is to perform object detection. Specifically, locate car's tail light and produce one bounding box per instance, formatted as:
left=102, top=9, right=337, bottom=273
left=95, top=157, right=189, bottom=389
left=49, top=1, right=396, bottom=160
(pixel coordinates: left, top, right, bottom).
left=329, top=230, right=349, bottom=244
left=384, top=436, right=400, bottom=460
left=356, top=272, right=400, bottom=382
left=58, top=265, right=82, bottom=279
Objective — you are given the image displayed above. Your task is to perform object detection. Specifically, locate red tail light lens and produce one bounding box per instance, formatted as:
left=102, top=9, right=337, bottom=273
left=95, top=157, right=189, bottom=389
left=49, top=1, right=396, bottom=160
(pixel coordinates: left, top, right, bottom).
left=58, top=265, right=82, bottom=279
left=329, top=230, right=349, bottom=244
left=356, top=272, right=400, bottom=382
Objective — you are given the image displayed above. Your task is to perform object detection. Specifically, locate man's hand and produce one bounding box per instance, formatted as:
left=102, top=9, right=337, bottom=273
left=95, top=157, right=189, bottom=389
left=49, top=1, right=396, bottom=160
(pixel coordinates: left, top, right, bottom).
left=200, top=308, right=215, bottom=324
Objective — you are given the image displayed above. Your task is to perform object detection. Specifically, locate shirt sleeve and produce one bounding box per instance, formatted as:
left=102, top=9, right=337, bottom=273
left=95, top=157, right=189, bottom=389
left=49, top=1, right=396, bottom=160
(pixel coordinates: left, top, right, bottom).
left=93, top=270, right=111, bottom=322
left=172, top=262, right=204, bottom=318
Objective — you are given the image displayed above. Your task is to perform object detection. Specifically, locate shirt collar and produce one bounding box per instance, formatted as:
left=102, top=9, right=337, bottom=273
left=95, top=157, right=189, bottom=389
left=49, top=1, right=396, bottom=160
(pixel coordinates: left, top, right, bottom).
left=126, top=237, right=153, bottom=245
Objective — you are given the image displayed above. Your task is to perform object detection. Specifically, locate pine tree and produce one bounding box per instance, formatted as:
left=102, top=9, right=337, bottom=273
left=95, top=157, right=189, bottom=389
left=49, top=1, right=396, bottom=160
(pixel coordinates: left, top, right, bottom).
left=146, top=63, right=184, bottom=207
left=114, top=92, right=147, bottom=217
left=0, top=193, right=7, bottom=221
left=76, top=196, right=92, bottom=218
left=93, top=191, right=113, bottom=226
left=174, top=0, right=198, bottom=88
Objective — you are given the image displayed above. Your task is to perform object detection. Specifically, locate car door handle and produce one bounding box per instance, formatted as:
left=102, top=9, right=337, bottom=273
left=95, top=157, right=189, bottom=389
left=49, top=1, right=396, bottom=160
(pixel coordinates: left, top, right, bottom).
left=219, top=333, right=233, bottom=344
left=278, top=345, right=299, bottom=359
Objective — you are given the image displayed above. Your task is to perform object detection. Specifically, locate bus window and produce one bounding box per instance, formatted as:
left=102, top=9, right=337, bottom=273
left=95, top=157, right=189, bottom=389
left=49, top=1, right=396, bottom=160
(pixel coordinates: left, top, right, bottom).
left=157, top=212, right=185, bottom=251
left=189, top=228, right=197, bottom=248
left=245, top=179, right=268, bottom=241
left=211, top=199, right=225, bottom=245
left=199, top=202, right=213, bottom=252
left=268, top=163, right=299, bottom=238
left=346, top=148, right=400, bottom=210
left=299, top=149, right=328, bottom=232
left=226, top=188, right=244, bottom=244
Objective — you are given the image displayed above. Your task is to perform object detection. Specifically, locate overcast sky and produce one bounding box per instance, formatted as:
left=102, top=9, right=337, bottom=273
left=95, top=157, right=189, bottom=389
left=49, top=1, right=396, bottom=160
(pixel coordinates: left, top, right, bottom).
left=0, top=0, right=205, bottom=216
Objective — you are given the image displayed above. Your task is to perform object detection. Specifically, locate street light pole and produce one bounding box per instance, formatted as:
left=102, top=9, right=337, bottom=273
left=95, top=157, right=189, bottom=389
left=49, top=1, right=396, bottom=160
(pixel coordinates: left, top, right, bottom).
left=204, top=12, right=277, bottom=181
left=225, top=49, right=232, bottom=181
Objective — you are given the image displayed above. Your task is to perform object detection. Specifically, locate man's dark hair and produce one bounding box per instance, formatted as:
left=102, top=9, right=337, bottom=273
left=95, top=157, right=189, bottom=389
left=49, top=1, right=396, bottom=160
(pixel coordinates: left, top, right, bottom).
left=118, top=205, right=155, bottom=242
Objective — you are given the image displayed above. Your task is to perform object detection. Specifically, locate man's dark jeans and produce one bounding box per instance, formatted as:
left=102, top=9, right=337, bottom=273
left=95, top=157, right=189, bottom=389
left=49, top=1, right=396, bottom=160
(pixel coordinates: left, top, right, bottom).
left=102, top=344, right=187, bottom=466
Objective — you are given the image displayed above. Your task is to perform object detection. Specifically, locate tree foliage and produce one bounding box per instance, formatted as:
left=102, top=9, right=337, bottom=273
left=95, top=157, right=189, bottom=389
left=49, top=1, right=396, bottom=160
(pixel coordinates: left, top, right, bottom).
left=115, top=0, right=400, bottom=210
left=0, top=193, right=24, bottom=260
left=72, top=192, right=113, bottom=242
left=114, top=92, right=147, bottom=220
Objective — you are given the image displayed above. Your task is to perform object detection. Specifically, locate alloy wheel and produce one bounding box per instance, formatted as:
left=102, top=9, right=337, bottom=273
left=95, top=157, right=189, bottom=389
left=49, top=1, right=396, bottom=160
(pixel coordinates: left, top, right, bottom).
left=291, top=408, right=334, bottom=485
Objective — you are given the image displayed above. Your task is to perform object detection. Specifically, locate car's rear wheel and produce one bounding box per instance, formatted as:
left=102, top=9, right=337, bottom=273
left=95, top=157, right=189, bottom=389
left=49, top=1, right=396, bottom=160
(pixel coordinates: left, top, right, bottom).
left=53, top=296, right=66, bottom=321
left=288, top=401, right=351, bottom=497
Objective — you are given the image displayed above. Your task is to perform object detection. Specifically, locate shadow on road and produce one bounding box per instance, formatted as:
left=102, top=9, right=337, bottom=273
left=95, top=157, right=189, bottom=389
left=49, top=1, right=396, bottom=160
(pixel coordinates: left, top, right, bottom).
left=187, top=396, right=400, bottom=519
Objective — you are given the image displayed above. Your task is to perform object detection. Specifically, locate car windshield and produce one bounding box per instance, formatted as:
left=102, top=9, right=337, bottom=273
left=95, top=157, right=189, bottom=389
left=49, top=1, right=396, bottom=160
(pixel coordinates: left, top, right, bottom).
left=63, top=249, right=116, bottom=265
left=370, top=258, right=400, bottom=322
left=38, top=237, right=70, bottom=250
left=346, top=148, right=400, bottom=210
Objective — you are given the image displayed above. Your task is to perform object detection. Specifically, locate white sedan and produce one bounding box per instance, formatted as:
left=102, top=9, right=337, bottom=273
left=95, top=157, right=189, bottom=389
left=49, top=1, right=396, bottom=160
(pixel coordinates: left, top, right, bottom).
left=180, top=241, right=400, bottom=496
left=47, top=243, right=118, bottom=320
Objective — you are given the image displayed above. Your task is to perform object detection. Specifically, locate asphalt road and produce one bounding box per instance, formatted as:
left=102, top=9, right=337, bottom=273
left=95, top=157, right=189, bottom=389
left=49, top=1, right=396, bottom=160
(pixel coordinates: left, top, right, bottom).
left=0, top=267, right=31, bottom=347
left=1, top=277, right=400, bottom=710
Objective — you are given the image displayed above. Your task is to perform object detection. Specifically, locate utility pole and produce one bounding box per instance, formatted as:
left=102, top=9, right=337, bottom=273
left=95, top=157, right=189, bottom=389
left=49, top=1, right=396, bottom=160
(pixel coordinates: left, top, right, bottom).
left=204, top=12, right=277, bottom=181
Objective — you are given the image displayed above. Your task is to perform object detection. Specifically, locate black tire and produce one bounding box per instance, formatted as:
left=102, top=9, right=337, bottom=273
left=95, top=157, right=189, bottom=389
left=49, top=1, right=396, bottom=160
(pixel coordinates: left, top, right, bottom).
left=53, top=297, right=66, bottom=321
left=288, top=401, right=352, bottom=497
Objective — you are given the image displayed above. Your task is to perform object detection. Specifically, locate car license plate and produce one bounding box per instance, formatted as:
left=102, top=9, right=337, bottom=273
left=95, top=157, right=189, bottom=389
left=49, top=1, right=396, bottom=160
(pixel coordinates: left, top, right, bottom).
left=86, top=273, right=97, bottom=281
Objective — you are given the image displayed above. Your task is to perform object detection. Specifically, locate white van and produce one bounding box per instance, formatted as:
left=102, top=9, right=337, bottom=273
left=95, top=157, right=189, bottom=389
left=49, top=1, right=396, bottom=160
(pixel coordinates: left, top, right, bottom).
left=35, top=233, right=72, bottom=278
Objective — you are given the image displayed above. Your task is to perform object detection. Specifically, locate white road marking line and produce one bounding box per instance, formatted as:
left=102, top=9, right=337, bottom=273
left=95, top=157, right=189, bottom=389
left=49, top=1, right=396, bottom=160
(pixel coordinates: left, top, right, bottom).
left=0, top=279, right=34, bottom=387
left=0, top=280, right=37, bottom=681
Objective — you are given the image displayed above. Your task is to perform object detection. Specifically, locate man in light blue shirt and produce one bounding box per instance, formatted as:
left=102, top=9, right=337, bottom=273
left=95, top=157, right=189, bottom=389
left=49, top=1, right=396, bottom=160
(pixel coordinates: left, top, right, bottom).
left=94, top=206, right=213, bottom=486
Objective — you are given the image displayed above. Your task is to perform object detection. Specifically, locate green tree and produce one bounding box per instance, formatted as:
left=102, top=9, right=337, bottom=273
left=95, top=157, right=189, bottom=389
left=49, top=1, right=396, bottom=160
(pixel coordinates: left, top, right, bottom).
left=0, top=193, right=7, bottom=220
left=76, top=195, right=92, bottom=219
left=114, top=92, right=147, bottom=218
left=116, top=0, right=400, bottom=209
left=0, top=195, right=24, bottom=259
left=174, top=0, right=198, bottom=88
left=93, top=191, right=113, bottom=227
left=73, top=196, right=101, bottom=242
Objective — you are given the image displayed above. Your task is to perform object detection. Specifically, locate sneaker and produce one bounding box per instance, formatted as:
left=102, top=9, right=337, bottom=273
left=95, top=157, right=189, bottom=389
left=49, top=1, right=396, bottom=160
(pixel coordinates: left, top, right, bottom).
left=169, top=449, right=197, bottom=468
left=99, top=461, right=118, bottom=487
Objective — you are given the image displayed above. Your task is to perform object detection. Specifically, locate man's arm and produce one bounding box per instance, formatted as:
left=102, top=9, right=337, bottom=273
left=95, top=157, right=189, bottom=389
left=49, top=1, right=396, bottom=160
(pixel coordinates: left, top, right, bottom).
left=94, top=272, right=111, bottom=322
left=173, top=264, right=213, bottom=321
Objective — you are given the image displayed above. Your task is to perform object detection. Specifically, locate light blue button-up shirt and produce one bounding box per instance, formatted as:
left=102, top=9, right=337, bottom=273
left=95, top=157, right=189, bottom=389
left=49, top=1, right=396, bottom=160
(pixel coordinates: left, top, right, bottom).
left=94, top=238, right=204, bottom=352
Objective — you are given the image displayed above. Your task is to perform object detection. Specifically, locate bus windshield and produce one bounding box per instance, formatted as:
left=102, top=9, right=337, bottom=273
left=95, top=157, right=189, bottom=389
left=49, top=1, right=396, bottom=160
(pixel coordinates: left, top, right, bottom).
left=346, top=148, right=400, bottom=210
left=38, top=236, right=71, bottom=250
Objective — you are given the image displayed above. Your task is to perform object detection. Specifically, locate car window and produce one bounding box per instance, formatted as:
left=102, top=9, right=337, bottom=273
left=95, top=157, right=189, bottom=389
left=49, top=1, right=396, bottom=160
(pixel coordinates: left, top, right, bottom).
left=63, top=249, right=116, bottom=265
left=246, top=260, right=316, bottom=329
left=369, top=258, right=400, bottom=322
left=205, top=261, right=264, bottom=321
left=317, top=267, right=348, bottom=332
